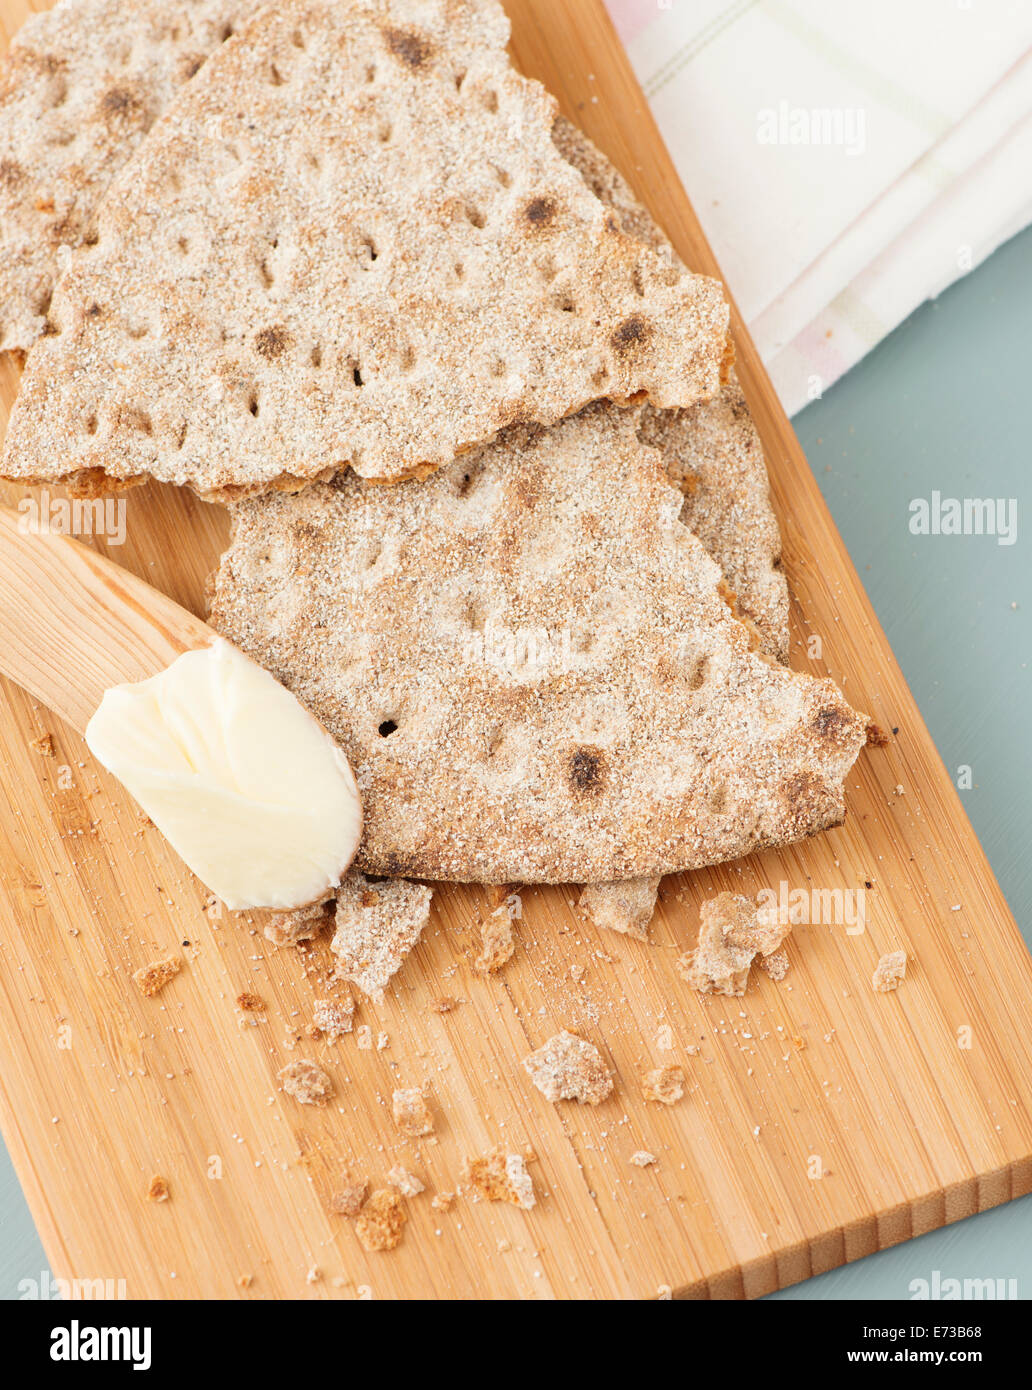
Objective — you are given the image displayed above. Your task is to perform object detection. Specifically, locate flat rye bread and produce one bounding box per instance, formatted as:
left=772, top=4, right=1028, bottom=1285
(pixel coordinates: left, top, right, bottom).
left=0, top=0, right=253, bottom=354
left=2, top=0, right=729, bottom=498
left=209, top=401, right=868, bottom=884
left=555, top=117, right=789, bottom=661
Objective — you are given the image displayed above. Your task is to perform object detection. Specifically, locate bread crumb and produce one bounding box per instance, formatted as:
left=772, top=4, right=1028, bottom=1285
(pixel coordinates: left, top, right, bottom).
left=306, top=1266, right=322, bottom=1284
left=758, top=950, right=790, bottom=982
left=392, top=1087, right=434, bottom=1137
left=278, top=1060, right=334, bottom=1105
left=630, top=1150, right=656, bottom=1167
left=236, top=1274, right=253, bottom=1289
left=264, top=900, right=332, bottom=947
left=313, top=994, right=355, bottom=1039
left=791, top=1035, right=806, bottom=1051
left=465, top=1148, right=535, bottom=1210
left=642, top=1065, right=685, bottom=1105
left=329, top=1180, right=368, bottom=1217
left=431, top=1191, right=456, bottom=1212
left=474, top=909, right=515, bottom=973
left=331, top=873, right=433, bottom=1002
left=485, top=884, right=515, bottom=910
left=523, top=1029, right=614, bottom=1105
left=387, top=1166, right=425, bottom=1197
left=30, top=732, right=54, bottom=757
left=430, top=996, right=458, bottom=1013
left=579, top=876, right=660, bottom=940
left=678, top=892, right=791, bottom=996
left=236, top=991, right=265, bottom=1013
left=133, top=955, right=182, bottom=998
left=872, top=949, right=907, bottom=993
left=355, top=1188, right=406, bottom=1252
left=146, top=1174, right=170, bottom=1203
left=865, top=722, right=890, bottom=747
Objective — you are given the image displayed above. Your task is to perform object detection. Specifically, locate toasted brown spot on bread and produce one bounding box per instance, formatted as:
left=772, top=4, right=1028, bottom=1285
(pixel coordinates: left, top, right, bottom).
left=568, top=745, right=606, bottom=795
left=100, top=82, right=145, bottom=122
left=525, top=195, right=556, bottom=227
left=254, top=324, right=292, bottom=359
left=383, top=26, right=432, bottom=69
left=813, top=705, right=851, bottom=741
left=610, top=314, right=649, bottom=351
left=0, top=158, right=25, bottom=189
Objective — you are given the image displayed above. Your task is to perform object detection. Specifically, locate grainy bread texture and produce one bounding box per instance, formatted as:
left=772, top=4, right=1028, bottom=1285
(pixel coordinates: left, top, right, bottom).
left=555, top=117, right=788, bottom=660
left=2, top=0, right=729, bottom=498
left=0, top=0, right=252, bottom=353
left=210, top=402, right=868, bottom=884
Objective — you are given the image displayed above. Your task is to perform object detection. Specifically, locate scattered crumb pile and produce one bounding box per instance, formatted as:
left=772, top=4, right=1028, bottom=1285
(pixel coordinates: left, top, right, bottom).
left=523, top=1029, right=614, bottom=1105
left=678, top=892, right=791, bottom=997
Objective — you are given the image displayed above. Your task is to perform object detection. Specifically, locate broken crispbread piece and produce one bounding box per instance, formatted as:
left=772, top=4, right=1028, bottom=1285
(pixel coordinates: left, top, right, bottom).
left=0, top=0, right=252, bottom=353
left=642, top=1065, right=686, bottom=1105
left=872, top=950, right=907, bottom=993
left=330, top=872, right=432, bottom=1003
left=579, top=877, right=661, bottom=941
left=523, top=1030, right=614, bottom=1105
left=554, top=118, right=788, bottom=662
left=132, top=954, right=182, bottom=997
left=474, top=909, right=515, bottom=974
left=355, top=1189, right=406, bottom=1252
left=3, top=0, right=729, bottom=499
left=312, top=994, right=355, bottom=1039
left=465, top=1148, right=535, bottom=1210
left=678, top=892, right=792, bottom=997
left=277, top=1059, right=334, bottom=1105
left=212, top=402, right=867, bottom=883
left=263, top=899, right=333, bottom=947
left=391, top=1088, right=434, bottom=1138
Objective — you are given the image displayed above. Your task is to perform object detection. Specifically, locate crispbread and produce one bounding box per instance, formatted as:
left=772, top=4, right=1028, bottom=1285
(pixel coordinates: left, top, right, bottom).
left=555, top=117, right=788, bottom=660
left=0, top=0, right=252, bottom=353
left=209, top=401, right=868, bottom=884
left=2, top=0, right=729, bottom=498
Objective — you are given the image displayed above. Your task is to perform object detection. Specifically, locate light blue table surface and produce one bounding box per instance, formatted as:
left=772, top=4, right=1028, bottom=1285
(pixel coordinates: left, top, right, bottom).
left=2, top=228, right=1029, bottom=1303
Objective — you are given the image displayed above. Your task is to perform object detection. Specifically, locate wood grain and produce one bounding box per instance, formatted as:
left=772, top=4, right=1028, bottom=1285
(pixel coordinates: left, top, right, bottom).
left=0, top=0, right=1030, bottom=1301
left=0, top=507, right=212, bottom=729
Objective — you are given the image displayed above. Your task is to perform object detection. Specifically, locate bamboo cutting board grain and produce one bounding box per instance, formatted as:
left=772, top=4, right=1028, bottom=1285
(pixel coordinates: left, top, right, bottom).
left=1, top=0, right=1031, bottom=1301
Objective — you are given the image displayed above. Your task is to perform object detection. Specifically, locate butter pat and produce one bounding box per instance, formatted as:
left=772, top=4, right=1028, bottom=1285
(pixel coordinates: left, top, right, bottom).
left=85, top=638, right=362, bottom=911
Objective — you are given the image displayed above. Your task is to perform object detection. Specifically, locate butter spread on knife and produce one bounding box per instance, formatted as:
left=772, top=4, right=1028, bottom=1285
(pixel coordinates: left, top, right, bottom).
left=85, top=638, right=362, bottom=911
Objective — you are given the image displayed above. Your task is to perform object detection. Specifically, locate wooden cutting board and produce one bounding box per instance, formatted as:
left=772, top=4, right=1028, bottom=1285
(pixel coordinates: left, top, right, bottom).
left=1, top=0, right=1030, bottom=1302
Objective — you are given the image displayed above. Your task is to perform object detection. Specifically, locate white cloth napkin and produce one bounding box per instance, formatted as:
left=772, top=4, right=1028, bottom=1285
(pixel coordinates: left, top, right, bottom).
left=606, top=0, right=1032, bottom=415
